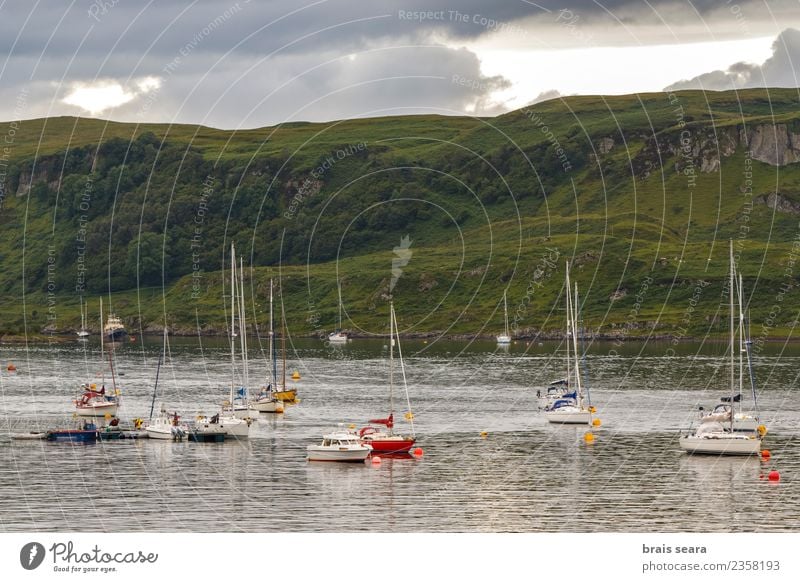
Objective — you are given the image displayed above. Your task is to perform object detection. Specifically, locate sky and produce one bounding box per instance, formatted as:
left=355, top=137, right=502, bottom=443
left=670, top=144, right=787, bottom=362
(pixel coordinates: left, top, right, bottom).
left=2, top=0, right=800, bottom=128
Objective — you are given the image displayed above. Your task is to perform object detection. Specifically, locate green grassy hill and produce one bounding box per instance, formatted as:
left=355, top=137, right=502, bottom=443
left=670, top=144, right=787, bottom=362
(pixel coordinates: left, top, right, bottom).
left=2, top=89, right=800, bottom=341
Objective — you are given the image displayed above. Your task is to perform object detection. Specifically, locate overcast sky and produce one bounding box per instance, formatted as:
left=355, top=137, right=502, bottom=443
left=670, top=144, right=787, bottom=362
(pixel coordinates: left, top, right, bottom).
left=2, top=0, right=800, bottom=128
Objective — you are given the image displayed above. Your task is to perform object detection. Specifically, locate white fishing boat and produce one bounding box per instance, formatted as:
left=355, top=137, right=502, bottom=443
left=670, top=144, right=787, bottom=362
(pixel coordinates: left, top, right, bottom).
left=250, top=279, right=285, bottom=414
left=307, top=429, right=372, bottom=462
left=328, top=283, right=349, bottom=343
left=146, top=408, right=188, bottom=440
left=103, top=313, right=127, bottom=342
left=497, top=290, right=512, bottom=345
left=680, top=241, right=764, bottom=456
left=544, top=262, right=594, bottom=425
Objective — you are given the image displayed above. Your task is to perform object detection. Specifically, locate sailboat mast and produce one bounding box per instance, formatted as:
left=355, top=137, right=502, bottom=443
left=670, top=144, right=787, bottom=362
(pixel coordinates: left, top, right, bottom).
left=729, top=240, right=735, bottom=430
left=230, top=243, right=236, bottom=407
left=338, top=283, right=343, bottom=331
left=389, top=301, right=394, bottom=415
left=392, top=304, right=414, bottom=437
left=281, top=305, right=286, bottom=390
left=572, top=281, right=583, bottom=406
left=100, top=297, right=104, bottom=354
left=503, top=290, right=509, bottom=337
left=269, top=279, right=276, bottom=387
left=150, top=327, right=166, bottom=421
left=238, top=257, right=249, bottom=395
left=564, top=262, right=571, bottom=389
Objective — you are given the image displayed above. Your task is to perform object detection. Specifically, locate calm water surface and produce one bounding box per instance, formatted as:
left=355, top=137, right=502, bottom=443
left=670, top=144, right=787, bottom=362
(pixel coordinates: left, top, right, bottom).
left=0, top=337, right=798, bottom=532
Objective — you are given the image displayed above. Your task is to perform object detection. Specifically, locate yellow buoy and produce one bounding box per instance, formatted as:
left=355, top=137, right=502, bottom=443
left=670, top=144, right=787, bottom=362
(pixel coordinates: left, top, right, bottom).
left=588, top=406, right=597, bottom=413
left=757, top=425, right=767, bottom=437
left=592, top=418, right=602, bottom=427
left=480, top=431, right=488, bottom=438
left=348, top=424, right=356, bottom=430
left=404, top=411, right=414, bottom=421
left=292, top=371, right=301, bottom=380
left=584, top=432, right=595, bottom=443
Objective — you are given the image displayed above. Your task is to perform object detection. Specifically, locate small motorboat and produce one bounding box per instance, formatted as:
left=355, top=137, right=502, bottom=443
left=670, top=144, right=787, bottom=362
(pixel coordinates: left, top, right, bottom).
left=307, top=430, right=372, bottom=462
left=47, top=422, right=99, bottom=443
left=146, top=408, right=188, bottom=441
left=194, top=413, right=250, bottom=440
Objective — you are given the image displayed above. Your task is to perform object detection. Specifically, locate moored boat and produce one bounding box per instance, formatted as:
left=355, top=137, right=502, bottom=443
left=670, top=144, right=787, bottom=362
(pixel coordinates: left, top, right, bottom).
left=680, top=241, right=764, bottom=456
left=544, top=262, right=595, bottom=426
left=307, top=430, right=372, bottom=462
left=358, top=301, right=416, bottom=454
left=74, top=384, right=119, bottom=417
left=47, top=422, right=99, bottom=443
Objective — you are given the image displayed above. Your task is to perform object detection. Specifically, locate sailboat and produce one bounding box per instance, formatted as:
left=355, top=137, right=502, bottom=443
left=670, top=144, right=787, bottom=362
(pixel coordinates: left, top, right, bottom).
left=272, top=291, right=298, bottom=404
left=358, top=301, right=416, bottom=454
left=544, top=262, right=594, bottom=425
left=251, top=279, right=285, bottom=413
left=496, top=290, right=512, bottom=345
left=208, top=243, right=251, bottom=438
left=328, top=282, right=349, bottom=343
left=145, top=328, right=188, bottom=440
left=74, top=297, right=120, bottom=418
left=679, top=241, right=764, bottom=455
left=77, top=298, right=90, bottom=338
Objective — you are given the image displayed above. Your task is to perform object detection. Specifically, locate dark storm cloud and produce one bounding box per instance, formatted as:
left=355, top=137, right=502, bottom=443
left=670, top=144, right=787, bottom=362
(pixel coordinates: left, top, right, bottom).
left=1, top=0, right=798, bottom=126
left=665, top=28, right=800, bottom=91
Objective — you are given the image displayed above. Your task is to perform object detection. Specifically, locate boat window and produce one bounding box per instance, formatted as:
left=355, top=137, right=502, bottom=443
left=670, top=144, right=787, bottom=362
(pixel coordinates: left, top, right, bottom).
left=322, top=439, right=330, bottom=446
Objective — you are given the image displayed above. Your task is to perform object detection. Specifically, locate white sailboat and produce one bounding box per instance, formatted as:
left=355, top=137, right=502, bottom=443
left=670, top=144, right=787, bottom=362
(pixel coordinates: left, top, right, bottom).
left=77, top=298, right=90, bottom=338
left=680, top=241, right=763, bottom=455
left=74, top=297, right=120, bottom=418
left=328, top=283, right=349, bottom=343
left=145, top=328, right=188, bottom=440
left=496, top=290, right=512, bottom=345
left=216, top=244, right=252, bottom=438
left=544, top=262, right=594, bottom=425
left=251, top=279, right=285, bottom=413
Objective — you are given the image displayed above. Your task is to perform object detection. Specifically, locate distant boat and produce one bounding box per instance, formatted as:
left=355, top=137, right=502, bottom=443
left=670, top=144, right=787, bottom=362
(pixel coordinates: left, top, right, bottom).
left=103, top=311, right=127, bottom=342
left=307, top=429, right=372, bottom=462
left=680, top=241, right=764, bottom=456
left=358, top=301, right=416, bottom=455
left=328, top=283, right=349, bottom=344
left=544, top=262, right=595, bottom=425
left=272, top=290, right=298, bottom=404
left=77, top=298, right=90, bottom=338
left=497, top=291, right=512, bottom=345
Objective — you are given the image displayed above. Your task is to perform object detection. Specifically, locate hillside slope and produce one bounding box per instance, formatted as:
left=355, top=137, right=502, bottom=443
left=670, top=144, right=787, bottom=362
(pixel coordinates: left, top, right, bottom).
left=2, top=89, right=800, bottom=340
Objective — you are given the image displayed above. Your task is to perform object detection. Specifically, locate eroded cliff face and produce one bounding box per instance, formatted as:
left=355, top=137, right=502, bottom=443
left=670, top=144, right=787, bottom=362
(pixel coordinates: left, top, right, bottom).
left=633, top=123, right=800, bottom=179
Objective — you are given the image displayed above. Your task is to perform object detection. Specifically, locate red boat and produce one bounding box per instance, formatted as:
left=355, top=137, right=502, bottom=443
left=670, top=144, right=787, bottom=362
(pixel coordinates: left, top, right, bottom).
left=358, top=414, right=415, bottom=454
left=358, top=302, right=417, bottom=456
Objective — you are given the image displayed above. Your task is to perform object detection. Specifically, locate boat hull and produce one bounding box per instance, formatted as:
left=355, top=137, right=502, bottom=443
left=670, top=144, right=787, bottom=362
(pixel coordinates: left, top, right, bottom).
left=680, top=435, right=761, bottom=456
left=12, top=432, right=48, bottom=440
left=496, top=335, right=511, bottom=345
left=47, top=430, right=98, bottom=442
left=361, top=436, right=415, bottom=454
left=328, top=333, right=348, bottom=343
left=105, top=329, right=128, bottom=342
left=75, top=403, right=119, bottom=417
left=250, top=399, right=284, bottom=413
left=307, top=446, right=371, bottom=462
left=544, top=408, right=592, bottom=424
left=146, top=426, right=187, bottom=440
left=274, top=389, right=297, bottom=403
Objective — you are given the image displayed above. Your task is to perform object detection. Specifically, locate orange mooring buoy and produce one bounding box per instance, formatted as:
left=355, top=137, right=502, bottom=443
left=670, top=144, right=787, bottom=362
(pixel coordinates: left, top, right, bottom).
left=761, top=449, right=771, bottom=461
left=413, top=447, right=424, bottom=457
left=371, top=456, right=382, bottom=465
left=7, top=363, right=16, bottom=372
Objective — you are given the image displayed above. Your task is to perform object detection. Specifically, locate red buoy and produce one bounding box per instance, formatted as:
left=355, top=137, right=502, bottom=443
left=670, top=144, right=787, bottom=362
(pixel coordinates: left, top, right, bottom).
left=413, top=447, right=424, bottom=457
left=371, top=456, right=381, bottom=465
left=761, top=449, right=771, bottom=461
left=768, top=470, right=781, bottom=482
